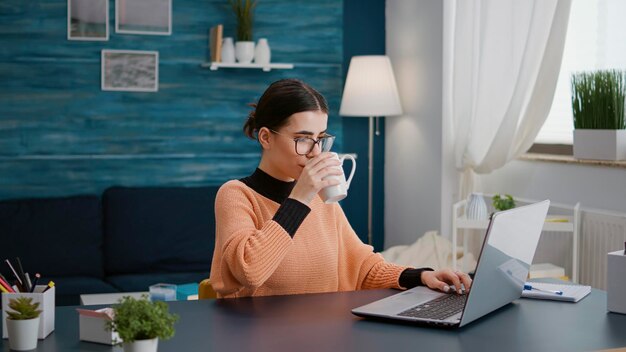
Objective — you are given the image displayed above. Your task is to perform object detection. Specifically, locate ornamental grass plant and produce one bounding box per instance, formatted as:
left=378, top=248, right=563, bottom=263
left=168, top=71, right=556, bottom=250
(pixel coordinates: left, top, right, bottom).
left=571, top=69, right=625, bottom=130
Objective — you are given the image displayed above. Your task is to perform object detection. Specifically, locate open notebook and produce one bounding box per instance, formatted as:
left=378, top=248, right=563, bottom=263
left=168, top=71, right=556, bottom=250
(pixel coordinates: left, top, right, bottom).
left=522, top=282, right=591, bottom=302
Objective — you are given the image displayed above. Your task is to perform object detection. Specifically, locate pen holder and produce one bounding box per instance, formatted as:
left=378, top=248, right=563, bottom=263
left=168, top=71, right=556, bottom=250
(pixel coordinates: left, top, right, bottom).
left=2, top=286, right=55, bottom=339
left=607, top=250, right=626, bottom=314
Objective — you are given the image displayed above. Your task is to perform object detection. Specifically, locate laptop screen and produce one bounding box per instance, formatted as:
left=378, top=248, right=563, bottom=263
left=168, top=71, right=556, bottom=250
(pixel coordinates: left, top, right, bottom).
left=459, top=200, right=550, bottom=327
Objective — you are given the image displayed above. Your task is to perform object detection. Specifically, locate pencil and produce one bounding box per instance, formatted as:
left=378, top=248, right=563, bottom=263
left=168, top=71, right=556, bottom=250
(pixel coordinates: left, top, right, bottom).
left=5, top=259, right=23, bottom=287
left=0, top=275, right=15, bottom=293
left=42, top=281, right=55, bottom=293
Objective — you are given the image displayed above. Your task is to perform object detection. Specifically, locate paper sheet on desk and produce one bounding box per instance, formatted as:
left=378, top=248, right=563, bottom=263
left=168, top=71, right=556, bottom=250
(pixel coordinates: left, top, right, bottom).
left=521, top=282, right=591, bottom=302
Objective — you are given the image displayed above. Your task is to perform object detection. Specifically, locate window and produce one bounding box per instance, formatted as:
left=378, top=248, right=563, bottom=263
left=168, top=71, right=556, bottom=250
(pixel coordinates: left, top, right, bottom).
left=535, top=0, right=626, bottom=145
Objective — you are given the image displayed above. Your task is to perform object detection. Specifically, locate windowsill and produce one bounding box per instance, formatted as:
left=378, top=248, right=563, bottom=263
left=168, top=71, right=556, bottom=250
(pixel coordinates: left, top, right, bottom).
left=519, top=153, right=626, bottom=169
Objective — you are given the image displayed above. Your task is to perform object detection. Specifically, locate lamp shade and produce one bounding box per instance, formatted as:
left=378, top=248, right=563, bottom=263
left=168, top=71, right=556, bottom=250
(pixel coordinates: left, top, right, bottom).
left=339, top=55, right=403, bottom=117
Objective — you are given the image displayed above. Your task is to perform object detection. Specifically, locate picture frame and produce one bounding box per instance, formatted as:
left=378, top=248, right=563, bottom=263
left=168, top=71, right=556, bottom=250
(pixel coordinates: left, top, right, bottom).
left=115, top=0, right=172, bottom=35
left=67, top=0, right=109, bottom=41
left=101, top=50, right=159, bottom=92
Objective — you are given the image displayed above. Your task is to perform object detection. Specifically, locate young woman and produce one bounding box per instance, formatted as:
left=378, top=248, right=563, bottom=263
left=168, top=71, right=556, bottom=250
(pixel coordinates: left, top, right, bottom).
left=210, top=79, right=472, bottom=298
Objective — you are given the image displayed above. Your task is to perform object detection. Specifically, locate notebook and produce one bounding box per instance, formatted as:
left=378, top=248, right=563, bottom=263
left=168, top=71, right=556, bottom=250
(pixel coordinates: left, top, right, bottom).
left=522, top=282, right=591, bottom=302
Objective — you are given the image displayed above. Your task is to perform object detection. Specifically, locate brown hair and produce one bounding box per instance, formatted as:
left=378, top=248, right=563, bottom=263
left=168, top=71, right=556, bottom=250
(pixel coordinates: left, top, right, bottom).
left=243, top=79, right=329, bottom=139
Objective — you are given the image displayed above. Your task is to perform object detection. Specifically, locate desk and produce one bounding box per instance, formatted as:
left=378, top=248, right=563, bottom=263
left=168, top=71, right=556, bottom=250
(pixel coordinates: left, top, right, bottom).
left=1, top=289, right=625, bottom=352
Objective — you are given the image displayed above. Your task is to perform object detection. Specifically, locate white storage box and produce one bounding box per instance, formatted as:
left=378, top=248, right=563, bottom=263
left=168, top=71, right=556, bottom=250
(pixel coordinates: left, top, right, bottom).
left=2, top=285, right=55, bottom=339
left=607, top=250, right=626, bottom=314
left=77, top=308, right=120, bottom=345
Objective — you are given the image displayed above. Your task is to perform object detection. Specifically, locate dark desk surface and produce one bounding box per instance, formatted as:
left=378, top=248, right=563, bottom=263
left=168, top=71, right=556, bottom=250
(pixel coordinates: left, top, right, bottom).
left=2, top=288, right=626, bottom=352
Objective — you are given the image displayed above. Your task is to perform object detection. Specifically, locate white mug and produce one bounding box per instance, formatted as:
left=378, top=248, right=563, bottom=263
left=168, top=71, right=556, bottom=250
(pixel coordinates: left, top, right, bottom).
left=320, top=154, right=356, bottom=204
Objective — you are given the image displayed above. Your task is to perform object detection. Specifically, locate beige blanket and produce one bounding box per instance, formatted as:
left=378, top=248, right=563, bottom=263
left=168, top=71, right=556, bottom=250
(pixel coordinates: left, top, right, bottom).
left=381, top=231, right=477, bottom=271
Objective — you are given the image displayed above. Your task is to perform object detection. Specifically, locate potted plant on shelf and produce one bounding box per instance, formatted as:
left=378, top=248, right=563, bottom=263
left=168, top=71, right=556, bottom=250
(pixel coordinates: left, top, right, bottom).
left=106, top=295, right=179, bottom=352
left=5, top=297, right=42, bottom=351
left=229, top=0, right=257, bottom=64
left=571, top=69, right=626, bottom=160
left=492, top=194, right=516, bottom=212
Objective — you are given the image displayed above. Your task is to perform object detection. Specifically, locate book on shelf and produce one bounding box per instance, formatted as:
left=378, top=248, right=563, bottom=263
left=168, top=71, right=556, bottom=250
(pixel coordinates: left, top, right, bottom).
left=209, top=24, right=223, bottom=63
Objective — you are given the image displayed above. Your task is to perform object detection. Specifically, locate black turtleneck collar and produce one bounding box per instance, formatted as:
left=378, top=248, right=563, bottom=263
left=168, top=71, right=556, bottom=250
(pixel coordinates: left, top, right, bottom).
left=239, top=168, right=296, bottom=204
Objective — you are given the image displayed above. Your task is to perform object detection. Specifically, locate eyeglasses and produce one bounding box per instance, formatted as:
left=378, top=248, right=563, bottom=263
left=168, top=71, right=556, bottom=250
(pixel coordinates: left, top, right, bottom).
left=269, top=129, right=335, bottom=155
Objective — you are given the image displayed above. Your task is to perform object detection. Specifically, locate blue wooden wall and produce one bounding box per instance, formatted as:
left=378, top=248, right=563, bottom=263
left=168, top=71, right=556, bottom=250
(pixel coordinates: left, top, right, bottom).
left=0, top=0, right=343, bottom=199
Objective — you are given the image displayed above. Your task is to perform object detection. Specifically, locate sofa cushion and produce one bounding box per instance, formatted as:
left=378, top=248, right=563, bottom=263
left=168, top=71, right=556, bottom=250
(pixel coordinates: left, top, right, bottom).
left=103, top=186, right=217, bottom=275
left=0, top=195, right=104, bottom=279
left=106, top=271, right=210, bottom=292
left=48, top=276, right=119, bottom=306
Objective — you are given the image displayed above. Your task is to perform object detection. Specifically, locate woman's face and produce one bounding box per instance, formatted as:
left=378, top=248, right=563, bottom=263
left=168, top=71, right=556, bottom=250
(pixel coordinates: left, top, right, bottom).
left=259, top=110, right=329, bottom=181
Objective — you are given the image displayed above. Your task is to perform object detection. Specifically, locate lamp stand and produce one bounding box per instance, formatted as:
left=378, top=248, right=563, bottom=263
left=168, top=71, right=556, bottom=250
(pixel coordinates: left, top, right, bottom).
left=367, top=116, right=374, bottom=246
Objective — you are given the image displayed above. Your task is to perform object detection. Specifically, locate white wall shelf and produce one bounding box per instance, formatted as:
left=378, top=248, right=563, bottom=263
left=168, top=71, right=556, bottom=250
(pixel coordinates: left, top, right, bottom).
left=201, top=62, right=294, bottom=72
left=452, top=195, right=581, bottom=282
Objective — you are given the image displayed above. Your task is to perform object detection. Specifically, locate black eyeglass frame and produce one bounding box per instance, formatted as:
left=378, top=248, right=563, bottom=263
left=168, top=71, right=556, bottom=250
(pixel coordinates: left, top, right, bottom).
left=269, top=129, right=336, bottom=155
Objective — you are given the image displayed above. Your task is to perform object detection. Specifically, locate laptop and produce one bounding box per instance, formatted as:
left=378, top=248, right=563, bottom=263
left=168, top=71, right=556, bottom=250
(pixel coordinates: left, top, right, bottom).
left=352, top=200, right=550, bottom=328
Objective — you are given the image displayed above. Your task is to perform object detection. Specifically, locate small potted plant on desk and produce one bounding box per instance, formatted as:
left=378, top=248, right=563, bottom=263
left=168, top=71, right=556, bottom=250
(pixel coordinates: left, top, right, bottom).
left=5, top=297, right=42, bottom=351
left=106, top=295, right=179, bottom=352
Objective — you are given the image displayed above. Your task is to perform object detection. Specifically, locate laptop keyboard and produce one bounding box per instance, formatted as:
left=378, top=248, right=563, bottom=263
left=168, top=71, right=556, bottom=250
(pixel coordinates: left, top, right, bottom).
left=397, top=294, right=466, bottom=320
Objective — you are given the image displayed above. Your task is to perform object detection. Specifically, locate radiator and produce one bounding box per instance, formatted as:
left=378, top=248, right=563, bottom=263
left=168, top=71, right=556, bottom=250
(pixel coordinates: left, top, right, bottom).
left=579, top=209, right=626, bottom=290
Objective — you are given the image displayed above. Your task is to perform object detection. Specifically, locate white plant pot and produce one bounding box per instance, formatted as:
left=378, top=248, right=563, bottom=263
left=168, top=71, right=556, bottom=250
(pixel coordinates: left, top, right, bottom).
left=235, top=41, right=255, bottom=64
left=6, top=317, right=40, bottom=351
left=123, top=337, right=159, bottom=352
left=573, top=129, right=626, bottom=160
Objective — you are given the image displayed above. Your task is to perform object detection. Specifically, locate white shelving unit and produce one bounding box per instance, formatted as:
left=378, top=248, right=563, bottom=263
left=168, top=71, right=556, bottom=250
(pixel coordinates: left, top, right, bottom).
left=452, top=195, right=581, bottom=282
left=201, top=62, right=294, bottom=72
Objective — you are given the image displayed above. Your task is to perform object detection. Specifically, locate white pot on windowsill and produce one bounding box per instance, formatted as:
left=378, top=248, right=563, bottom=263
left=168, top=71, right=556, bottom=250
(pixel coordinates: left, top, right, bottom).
left=573, top=129, right=626, bottom=160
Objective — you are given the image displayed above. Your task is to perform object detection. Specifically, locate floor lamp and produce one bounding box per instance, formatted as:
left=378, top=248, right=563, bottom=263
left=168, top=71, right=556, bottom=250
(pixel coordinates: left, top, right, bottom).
left=339, top=56, right=403, bottom=246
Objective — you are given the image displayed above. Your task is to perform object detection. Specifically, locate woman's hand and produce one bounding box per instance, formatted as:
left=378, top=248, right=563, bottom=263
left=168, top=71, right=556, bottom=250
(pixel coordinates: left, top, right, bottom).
left=421, top=269, right=473, bottom=294
left=289, top=152, right=343, bottom=205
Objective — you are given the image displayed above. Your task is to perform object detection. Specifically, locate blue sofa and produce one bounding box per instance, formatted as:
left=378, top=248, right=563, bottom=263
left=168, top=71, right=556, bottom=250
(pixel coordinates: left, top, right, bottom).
left=0, top=186, right=218, bottom=306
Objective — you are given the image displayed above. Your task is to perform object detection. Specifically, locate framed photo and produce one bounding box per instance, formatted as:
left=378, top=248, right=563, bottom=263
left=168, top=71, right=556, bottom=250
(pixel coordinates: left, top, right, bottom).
left=67, top=0, right=109, bottom=41
left=115, top=0, right=172, bottom=35
left=101, top=50, right=159, bottom=92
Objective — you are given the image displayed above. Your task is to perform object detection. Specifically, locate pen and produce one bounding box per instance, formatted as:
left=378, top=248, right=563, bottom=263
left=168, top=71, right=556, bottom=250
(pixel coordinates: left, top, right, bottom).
left=15, top=257, right=29, bottom=292
left=524, top=284, right=563, bottom=295
left=623, top=241, right=625, bottom=255
left=30, top=273, right=41, bottom=293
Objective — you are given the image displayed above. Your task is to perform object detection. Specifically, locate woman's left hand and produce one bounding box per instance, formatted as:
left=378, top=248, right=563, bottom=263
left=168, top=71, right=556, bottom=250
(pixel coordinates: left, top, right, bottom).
left=421, top=269, right=472, bottom=294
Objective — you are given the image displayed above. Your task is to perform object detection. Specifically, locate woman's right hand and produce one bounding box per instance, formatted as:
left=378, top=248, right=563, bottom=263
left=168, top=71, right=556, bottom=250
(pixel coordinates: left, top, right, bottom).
left=289, top=152, right=344, bottom=205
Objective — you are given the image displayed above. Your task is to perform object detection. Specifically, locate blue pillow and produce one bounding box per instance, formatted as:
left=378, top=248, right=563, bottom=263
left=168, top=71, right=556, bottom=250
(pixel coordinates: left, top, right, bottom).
left=103, top=186, right=217, bottom=275
left=0, top=195, right=104, bottom=279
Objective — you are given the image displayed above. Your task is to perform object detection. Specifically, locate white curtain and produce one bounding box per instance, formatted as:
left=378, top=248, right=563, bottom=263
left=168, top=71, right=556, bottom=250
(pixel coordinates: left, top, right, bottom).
left=443, top=0, right=572, bottom=199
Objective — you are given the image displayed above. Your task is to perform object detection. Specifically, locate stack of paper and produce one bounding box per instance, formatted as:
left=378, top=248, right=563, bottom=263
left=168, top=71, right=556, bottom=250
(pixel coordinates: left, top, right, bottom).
left=522, top=282, right=591, bottom=302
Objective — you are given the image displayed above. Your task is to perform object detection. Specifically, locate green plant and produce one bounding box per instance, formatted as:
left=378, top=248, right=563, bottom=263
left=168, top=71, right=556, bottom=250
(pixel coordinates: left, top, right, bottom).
left=106, top=295, right=179, bottom=344
left=229, top=0, right=257, bottom=41
left=571, top=69, right=626, bottom=130
left=6, top=297, right=42, bottom=320
left=492, top=194, right=515, bottom=211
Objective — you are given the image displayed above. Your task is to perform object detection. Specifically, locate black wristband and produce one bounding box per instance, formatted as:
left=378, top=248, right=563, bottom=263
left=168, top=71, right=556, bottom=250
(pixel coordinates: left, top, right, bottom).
left=399, top=268, right=434, bottom=289
left=272, top=198, right=311, bottom=237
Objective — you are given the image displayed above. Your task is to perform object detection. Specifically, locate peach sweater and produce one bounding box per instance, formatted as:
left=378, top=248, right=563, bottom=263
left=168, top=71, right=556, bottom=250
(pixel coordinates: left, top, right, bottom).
left=209, top=179, right=410, bottom=298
